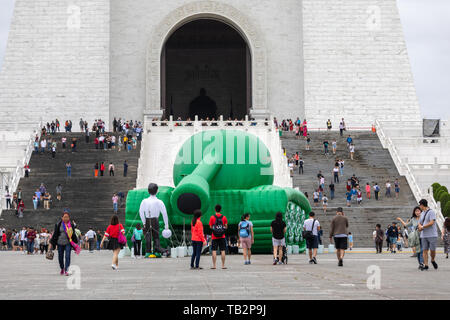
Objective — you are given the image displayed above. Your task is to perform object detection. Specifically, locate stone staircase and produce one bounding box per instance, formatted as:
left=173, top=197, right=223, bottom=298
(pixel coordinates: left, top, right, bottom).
left=281, top=131, right=418, bottom=247
left=0, top=132, right=140, bottom=232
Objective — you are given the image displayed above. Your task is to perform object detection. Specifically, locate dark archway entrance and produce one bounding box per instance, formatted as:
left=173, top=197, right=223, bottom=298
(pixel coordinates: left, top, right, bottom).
left=162, top=19, right=251, bottom=120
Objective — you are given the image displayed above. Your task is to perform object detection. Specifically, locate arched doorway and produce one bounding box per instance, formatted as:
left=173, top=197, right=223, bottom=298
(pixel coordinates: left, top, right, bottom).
left=161, top=19, right=251, bottom=120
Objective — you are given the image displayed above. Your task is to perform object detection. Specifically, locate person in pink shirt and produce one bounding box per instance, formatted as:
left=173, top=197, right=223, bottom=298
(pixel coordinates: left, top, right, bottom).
left=302, top=120, right=308, bottom=138
left=112, top=193, right=119, bottom=213
left=365, top=183, right=371, bottom=199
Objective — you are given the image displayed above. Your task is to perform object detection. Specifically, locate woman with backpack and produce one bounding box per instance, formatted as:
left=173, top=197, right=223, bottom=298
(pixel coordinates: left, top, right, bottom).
left=190, top=210, right=206, bottom=269
left=238, top=213, right=254, bottom=265
left=100, top=215, right=126, bottom=270
left=132, top=223, right=143, bottom=258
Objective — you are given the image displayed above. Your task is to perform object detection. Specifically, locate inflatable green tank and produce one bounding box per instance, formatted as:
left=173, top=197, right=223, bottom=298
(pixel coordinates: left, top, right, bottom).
left=125, top=129, right=311, bottom=254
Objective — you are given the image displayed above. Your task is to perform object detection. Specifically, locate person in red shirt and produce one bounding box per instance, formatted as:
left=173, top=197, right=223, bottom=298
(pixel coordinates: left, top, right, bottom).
left=190, top=209, right=206, bottom=269
left=208, top=204, right=228, bottom=269
left=100, top=215, right=125, bottom=270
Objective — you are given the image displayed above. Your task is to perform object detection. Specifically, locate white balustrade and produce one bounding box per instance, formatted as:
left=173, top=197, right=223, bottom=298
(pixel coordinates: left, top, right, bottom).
left=375, top=119, right=446, bottom=233
left=0, top=121, right=42, bottom=215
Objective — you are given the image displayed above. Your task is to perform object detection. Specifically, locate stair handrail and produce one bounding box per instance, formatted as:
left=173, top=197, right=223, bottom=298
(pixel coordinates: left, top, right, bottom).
left=375, top=119, right=445, bottom=234
left=0, top=121, right=42, bottom=216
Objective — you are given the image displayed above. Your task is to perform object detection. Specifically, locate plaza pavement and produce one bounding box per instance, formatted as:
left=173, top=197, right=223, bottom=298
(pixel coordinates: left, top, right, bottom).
left=0, top=248, right=448, bottom=300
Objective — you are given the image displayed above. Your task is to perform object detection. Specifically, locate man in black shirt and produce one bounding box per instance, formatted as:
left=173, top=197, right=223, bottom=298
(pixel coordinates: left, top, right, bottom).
left=270, top=212, right=287, bottom=265
left=298, top=158, right=304, bottom=174
left=329, top=183, right=335, bottom=200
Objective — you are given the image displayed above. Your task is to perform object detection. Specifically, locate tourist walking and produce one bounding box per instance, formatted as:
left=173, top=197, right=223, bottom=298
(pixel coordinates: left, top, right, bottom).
left=349, top=144, right=355, bottom=160
left=373, top=183, right=380, bottom=200
left=112, top=193, right=119, bottom=213
left=100, top=162, right=104, bottom=176
left=418, top=199, right=438, bottom=270
left=271, top=212, right=287, bottom=265
left=298, top=158, right=304, bottom=174
left=209, top=204, right=228, bottom=269
left=322, top=194, right=328, bottom=213
left=238, top=213, right=254, bottom=265
left=387, top=222, right=399, bottom=253
left=303, top=211, right=320, bottom=264
left=333, top=164, right=339, bottom=183
left=397, top=206, right=422, bottom=259
left=66, top=162, right=72, bottom=178
left=56, top=184, right=63, bottom=201
left=329, top=207, right=349, bottom=267
left=190, top=210, right=206, bottom=269
left=123, top=160, right=128, bottom=177
left=26, top=227, right=36, bottom=255
left=374, top=224, right=384, bottom=253
left=85, top=228, right=96, bottom=252
left=100, top=215, right=126, bottom=270
left=49, top=210, right=80, bottom=275
left=109, top=162, right=115, bottom=176
left=443, top=217, right=450, bottom=259
left=385, top=181, right=392, bottom=197
left=132, top=224, right=143, bottom=258
left=139, top=183, right=169, bottom=256
left=95, top=163, right=99, bottom=178
left=365, top=183, right=371, bottom=199
left=394, top=179, right=400, bottom=199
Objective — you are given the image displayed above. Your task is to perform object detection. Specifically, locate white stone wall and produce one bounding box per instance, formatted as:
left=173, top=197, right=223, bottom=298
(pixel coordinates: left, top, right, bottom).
left=110, top=0, right=304, bottom=124
left=303, top=0, right=421, bottom=128
left=0, top=0, right=110, bottom=130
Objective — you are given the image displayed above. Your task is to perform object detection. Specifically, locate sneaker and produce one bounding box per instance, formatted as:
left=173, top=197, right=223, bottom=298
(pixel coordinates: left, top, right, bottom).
left=312, top=257, right=317, bottom=264
left=418, top=263, right=425, bottom=270
left=248, top=260, right=251, bottom=265
left=338, top=259, right=343, bottom=267
left=64, top=271, right=69, bottom=276
left=244, top=261, right=248, bottom=265
left=190, top=266, right=195, bottom=270
left=273, top=259, right=277, bottom=265
left=278, top=261, right=284, bottom=265
left=60, top=269, right=64, bottom=275
left=309, top=259, right=313, bottom=264
left=422, top=265, right=429, bottom=271
left=431, top=261, right=438, bottom=270
left=112, top=264, right=117, bottom=270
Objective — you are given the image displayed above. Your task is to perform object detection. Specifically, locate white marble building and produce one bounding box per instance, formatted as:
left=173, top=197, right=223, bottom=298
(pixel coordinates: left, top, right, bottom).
left=0, top=0, right=421, bottom=129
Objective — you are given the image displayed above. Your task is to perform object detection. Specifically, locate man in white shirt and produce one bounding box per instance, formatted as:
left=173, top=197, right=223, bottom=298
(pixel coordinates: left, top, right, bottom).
left=303, top=212, right=321, bottom=264
left=85, top=228, right=97, bottom=252
left=139, top=183, right=169, bottom=255
left=40, top=139, right=47, bottom=153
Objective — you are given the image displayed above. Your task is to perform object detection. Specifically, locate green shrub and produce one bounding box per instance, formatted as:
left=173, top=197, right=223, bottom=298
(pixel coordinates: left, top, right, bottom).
left=436, top=189, right=446, bottom=202
left=443, top=201, right=450, bottom=218
left=440, top=193, right=450, bottom=210
left=432, top=183, right=441, bottom=198
left=438, top=186, right=448, bottom=194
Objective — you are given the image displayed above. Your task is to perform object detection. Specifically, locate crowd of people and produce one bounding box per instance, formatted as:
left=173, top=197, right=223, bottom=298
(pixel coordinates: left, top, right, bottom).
left=3, top=117, right=139, bottom=220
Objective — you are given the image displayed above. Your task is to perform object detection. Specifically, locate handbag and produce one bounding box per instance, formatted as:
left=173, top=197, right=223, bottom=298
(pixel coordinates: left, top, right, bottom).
left=302, top=219, right=316, bottom=240
left=46, top=250, right=54, bottom=260
left=118, top=231, right=127, bottom=245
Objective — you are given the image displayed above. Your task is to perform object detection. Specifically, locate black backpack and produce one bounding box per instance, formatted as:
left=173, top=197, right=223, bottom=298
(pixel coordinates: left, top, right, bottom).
left=212, top=214, right=226, bottom=237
